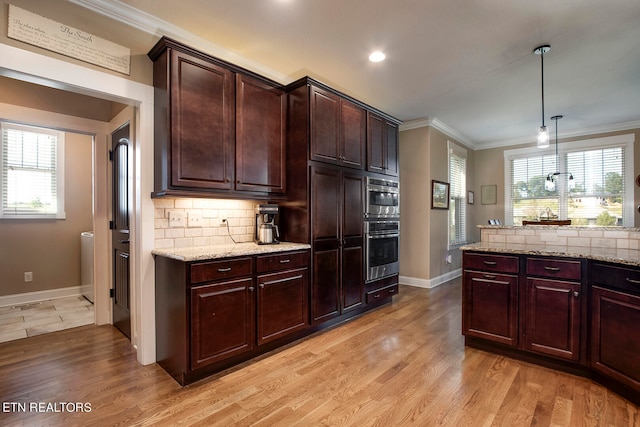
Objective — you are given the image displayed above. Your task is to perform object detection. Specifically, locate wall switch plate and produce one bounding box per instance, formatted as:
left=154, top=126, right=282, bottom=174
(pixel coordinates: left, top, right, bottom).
left=24, top=272, right=33, bottom=282
left=169, top=210, right=185, bottom=228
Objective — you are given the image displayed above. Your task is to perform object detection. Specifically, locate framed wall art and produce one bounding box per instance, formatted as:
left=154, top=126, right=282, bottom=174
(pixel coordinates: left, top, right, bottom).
left=431, top=180, right=450, bottom=210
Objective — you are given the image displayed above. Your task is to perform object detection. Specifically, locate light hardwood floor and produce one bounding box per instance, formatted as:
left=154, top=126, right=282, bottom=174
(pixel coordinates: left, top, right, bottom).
left=1, top=280, right=638, bottom=426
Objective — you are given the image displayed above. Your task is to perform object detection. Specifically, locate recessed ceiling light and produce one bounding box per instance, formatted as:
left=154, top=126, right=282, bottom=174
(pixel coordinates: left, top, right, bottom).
left=369, top=51, right=386, bottom=63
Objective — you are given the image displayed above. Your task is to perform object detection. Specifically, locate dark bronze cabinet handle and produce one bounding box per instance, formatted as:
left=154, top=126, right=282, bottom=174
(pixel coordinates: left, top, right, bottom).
left=483, top=261, right=497, bottom=266
left=626, top=277, right=640, bottom=286
left=483, top=274, right=496, bottom=280
left=217, top=267, right=232, bottom=272
left=279, top=259, right=291, bottom=264
left=544, top=266, right=561, bottom=272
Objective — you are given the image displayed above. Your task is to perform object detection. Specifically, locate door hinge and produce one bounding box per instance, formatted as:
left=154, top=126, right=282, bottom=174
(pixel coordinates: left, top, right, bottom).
left=108, top=149, right=113, bottom=161
left=110, top=288, right=115, bottom=298
left=109, top=220, right=115, bottom=230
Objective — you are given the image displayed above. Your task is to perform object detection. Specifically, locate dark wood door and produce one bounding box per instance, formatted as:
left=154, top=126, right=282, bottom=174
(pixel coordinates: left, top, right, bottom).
left=190, top=278, right=254, bottom=369
left=385, top=121, right=399, bottom=176
left=367, top=112, right=385, bottom=174
left=591, top=286, right=640, bottom=390
left=257, top=268, right=309, bottom=344
left=235, top=74, right=286, bottom=194
left=311, top=167, right=341, bottom=323
left=310, top=86, right=340, bottom=164
left=339, top=98, right=365, bottom=169
left=341, top=172, right=364, bottom=311
left=170, top=50, right=235, bottom=190
left=111, top=123, right=131, bottom=339
left=525, top=278, right=581, bottom=361
left=463, top=271, right=518, bottom=346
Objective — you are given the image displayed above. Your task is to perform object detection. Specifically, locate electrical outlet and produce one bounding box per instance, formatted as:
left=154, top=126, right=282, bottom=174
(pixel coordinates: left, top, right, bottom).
left=24, top=272, right=33, bottom=282
left=187, top=210, right=202, bottom=227
left=169, top=210, right=185, bottom=228
left=220, top=218, right=227, bottom=226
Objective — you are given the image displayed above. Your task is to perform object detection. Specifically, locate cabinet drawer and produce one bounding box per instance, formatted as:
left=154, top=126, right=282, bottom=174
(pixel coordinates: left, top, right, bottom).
left=526, top=258, right=581, bottom=281
left=591, top=262, right=640, bottom=296
left=464, top=253, right=519, bottom=274
left=190, top=258, right=253, bottom=284
left=256, top=251, right=308, bottom=274
left=366, top=283, right=398, bottom=303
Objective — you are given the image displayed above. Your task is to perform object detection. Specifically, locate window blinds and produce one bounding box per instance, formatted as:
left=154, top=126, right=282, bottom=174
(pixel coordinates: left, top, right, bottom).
left=449, top=149, right=467, bottom=246
left=1, top=122, right=60, bottom=217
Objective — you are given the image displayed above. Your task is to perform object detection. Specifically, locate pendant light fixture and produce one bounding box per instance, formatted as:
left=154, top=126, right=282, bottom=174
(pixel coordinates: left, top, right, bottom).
left=544, top=115, right=574, bottom=191
left=534, top=45, right=551, bottom=148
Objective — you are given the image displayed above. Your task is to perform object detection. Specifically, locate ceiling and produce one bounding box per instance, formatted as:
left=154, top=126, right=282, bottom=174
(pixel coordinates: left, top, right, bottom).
left=74, top=0, right=640, bottom=149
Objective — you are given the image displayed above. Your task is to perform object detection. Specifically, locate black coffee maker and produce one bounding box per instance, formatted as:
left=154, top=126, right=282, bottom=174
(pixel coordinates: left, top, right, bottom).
left=255, top=204, right=279, bottom=245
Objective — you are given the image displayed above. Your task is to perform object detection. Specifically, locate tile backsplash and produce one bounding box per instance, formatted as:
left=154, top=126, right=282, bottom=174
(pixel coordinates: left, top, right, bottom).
left=154, top=198, right=257, bottom=249
left=480, top=226, right=640, bottom=251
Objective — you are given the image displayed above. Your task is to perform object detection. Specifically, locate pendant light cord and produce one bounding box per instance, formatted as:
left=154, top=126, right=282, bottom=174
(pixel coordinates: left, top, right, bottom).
left=540, top=51, right=545, bottom=129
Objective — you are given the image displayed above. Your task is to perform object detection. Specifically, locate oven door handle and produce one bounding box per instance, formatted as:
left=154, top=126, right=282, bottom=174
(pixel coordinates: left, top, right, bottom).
left=367, top=233, right=400, bottom=239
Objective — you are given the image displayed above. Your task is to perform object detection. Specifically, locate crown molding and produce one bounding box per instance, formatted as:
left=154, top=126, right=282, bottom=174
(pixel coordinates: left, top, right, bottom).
left=478, top=119, right=640, bottom=150
left=68, top=0, right=289, bottom=84
left=400, top=117, right=477, bottom=149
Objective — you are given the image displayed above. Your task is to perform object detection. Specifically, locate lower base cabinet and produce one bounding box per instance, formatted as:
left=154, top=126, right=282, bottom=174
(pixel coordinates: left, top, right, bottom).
left=462, top=251, right=640, bottom=406
left=155, top=249, right=397, bottom=385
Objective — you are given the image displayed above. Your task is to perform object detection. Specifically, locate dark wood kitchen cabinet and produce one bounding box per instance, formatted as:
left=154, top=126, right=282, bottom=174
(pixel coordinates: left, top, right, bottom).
left=524, top=257, right=583, bottom=362
left=256, top=251, right=309, bottom=344
left=310, top=166, right=364, bottom=323
left=149, top=37, right=286, bottom=198
left=463, top=253, right=519, bottom=347
left=155, top=249, right=310, bottom=385
left=590, top=262, right=640, bottom=394
left=310, top=85, right=366, bottom=169
left=367, top=112, right=399, bottom=176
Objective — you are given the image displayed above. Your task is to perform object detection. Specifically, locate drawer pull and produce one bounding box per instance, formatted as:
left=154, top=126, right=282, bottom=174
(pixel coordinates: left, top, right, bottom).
left=483, top=274, right=496, bottom=279
left=217, top=267, right=232, bottom=272
left=574, top=291, right=579, bottom=297
left=544, top=266, right=561, bottom=272
left=625, top=277, right=640, bottom=286
left=388, top=288, right=396, bottom=293
left=373, top=293, right=381, bottom=299
left=483, top=261, right=497, bottom=266
left=279, top=259, right=291, bottom=264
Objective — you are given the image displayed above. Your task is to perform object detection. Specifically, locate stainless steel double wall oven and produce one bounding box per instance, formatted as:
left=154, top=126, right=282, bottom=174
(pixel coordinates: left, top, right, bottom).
left=365, top=177, right=400, bottom=282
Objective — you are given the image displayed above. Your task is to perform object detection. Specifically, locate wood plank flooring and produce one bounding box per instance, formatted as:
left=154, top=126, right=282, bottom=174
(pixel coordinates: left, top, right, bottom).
left=0, top=279, right=638, bottom=426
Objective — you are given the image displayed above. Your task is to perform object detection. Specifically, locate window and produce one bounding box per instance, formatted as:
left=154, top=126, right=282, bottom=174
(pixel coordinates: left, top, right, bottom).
left=1, top=122, right=65, bottom=219
left=505, top=134, right=634, bottom=226
left=449, top=142, right=467, bottom=247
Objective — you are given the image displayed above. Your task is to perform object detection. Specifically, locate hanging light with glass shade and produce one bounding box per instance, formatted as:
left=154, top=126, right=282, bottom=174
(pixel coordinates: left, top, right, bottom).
left=534, top=45, right=551, bottom=148
left=544, top=115, right=574, bottom=191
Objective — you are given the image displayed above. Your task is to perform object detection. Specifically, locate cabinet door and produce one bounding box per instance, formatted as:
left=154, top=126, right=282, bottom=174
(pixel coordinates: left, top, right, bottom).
left=525, top=278, right=581, bottom=361
left=342, top=172, right=364, bottom=311
left=310, top=86, right=340, bottom=164
left=367, top=112, right=385, bottom=174
left=170, top=50, right=235, bottom=190
left=311, top=167, right=341, bottom=323
left=235, top=75, right=286, bottom=194
left=257, top=268, right=309, bottom=345
left=385, top=121, right=399, bottom=176
left=190, top=278, right=254, bottom=369
left=340, top=98, right=366, bottom=169
left=463, top=271, right=518, bottom=346
left=592, top=286, right=640, bottom=391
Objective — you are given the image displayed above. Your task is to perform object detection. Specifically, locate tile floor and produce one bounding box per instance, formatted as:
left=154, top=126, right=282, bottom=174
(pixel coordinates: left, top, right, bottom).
left=0, top=296, right=94, bottom=343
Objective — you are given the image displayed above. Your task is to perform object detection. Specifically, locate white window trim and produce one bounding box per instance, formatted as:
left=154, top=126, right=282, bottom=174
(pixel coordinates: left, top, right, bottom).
left=448, top=140, right=467, bottom=249
left=504, top=133, right=634, bottom=226
left=0, top=122, right=66, bottom=220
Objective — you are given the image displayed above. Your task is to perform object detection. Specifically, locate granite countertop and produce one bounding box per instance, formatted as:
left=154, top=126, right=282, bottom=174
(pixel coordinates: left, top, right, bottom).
left=477, top=225, right=640, bottom=231
left=460, top=242, right=640, bottom=267
left=152, top=242, right=311, bottom=262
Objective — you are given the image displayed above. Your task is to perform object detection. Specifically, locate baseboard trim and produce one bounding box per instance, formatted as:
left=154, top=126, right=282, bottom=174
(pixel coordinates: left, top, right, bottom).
left=0, top=286, right=85, bottom=307
left=400, top=268, right=461, bottom=289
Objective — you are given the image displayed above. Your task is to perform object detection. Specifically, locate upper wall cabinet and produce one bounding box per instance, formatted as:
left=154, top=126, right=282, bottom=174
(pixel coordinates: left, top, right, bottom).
left=149, top=37, right=286, bottom=198
left=310, top=85, right=366, bottom=169
left=367, top=112, right=399, bottom=177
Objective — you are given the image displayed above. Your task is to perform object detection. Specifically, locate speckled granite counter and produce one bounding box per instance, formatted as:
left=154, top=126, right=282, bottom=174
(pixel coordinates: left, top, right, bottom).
left=461, top=242, right=640, bottom=267
left=152, top=242, right=311, bottom=262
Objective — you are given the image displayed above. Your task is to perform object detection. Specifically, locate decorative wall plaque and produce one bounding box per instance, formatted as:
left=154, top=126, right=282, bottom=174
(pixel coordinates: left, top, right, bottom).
left=8, top=4, right=131, bottom=75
